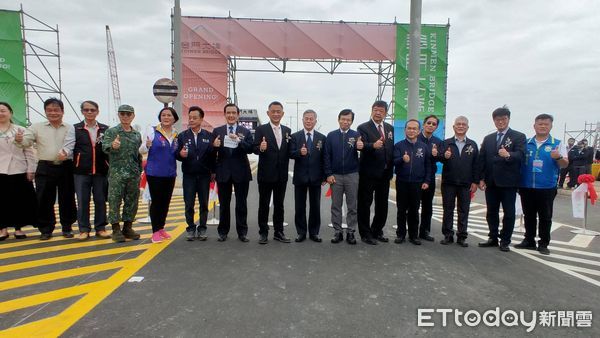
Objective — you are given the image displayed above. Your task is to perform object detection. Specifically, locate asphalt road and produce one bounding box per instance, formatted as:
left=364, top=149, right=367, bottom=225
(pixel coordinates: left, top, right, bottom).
left=60, top=172, right=600, bottom=337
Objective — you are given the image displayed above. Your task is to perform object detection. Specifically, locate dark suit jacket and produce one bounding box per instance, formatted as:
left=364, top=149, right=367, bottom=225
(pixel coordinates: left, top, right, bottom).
left=212, top=124, right=253, bottom=183
left=357, top=120, right=394, bottom=180
left=289, top=129, right=326, bottom=186
left=478, top=128, right=526, bottom=188
left=252, top=123, right=291, bottom=184
left=175, top=128, right=215, bottom=176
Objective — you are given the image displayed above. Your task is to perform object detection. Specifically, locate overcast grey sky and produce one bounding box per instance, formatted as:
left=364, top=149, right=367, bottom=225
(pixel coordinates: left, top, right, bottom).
left=4, top=0, right=600, bottom=142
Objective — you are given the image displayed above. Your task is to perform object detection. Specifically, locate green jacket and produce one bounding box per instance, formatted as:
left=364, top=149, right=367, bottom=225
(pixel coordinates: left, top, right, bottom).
left=102, top=125, right=142, bottom=178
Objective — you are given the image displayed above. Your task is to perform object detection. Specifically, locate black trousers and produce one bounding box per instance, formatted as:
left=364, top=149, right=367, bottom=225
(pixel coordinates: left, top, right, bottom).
left=0, top=173, right=36, bottom=230
left=558, top=166, right=570, bottom=188
left=484, top=185, right=517, bottom=244
left=217, top=179, right=249, bottom=237
left=147, top=176, right=176, bottom=233
left=567, top=166, right=587, bottom=188
left=519, top=188, right=557, bottom=248
left=258, top=181, right=287, bottom=235
left=441, top=183, right=471, bottom=239
left=35, top=161, right=76, bottom=234
left=294, top=183, right=322, bottom=236
left=357, top=176, right=390, bottom=239
left=396, top=181, right=422, bottom=240
left=419, top=181, right=435, bottom=236
left=182, top=173, right=210, bottom=234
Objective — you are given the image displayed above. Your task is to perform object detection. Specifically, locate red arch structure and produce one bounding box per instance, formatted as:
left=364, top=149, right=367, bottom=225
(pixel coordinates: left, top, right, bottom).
left=176, top=15, right=448, bottom=140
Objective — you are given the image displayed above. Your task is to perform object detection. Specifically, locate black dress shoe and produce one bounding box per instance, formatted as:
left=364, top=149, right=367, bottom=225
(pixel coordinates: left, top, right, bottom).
left=478, top=239, right=499, bottom=247
left=238, top=236, right=249, bottom=242
left=0, top=234, right=8, bottom=241
left=295, top=235, right=306, bottom=243
left=346, top=233, right=357, bottom=245
left=217, top=234, right=227, bottom=242
left=309, top=235, right=322, bottom=243
left=419, top=234, right=435, bottom=242
left=40, top=233, right=52, bottom=241
left=440, top=237, right=454, bottom=245
left=375, top=235, right=389, bottom=243
left=273, top=232, right=291, bottom=243
left=63, top=231, right=74, bottom=239
left=456, top=238, right=468, bottom=247
left=258, top=234, right=268, bottom=244
left=361, top=237, right=377, bottom=245
left=514, top=240, right=536, bottom=250
left=331, top=233, right=343, bottom=243
left=394, top=237, right=405, bottom=244
left=409, top=238, right=422, bottom=245
left=499, top=243, right=510, bottom=252
left=538, top=246, right=550, bottom=255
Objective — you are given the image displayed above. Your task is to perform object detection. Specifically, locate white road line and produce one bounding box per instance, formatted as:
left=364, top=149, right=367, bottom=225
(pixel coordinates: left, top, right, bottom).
left=568, top=234, right=596, bottom=248
left=469, top=231, right=600, bottom=288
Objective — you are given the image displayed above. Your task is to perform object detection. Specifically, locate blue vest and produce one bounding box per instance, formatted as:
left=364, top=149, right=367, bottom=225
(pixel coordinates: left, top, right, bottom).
left=145, top=127, right=178, bottom=177
left=521, top=136, right=560, bottom=189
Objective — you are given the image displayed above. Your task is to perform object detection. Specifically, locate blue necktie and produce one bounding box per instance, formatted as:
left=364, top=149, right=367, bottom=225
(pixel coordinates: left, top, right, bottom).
left=306, top=132, right=313, bottom=154
left=229, top=126, right=234, bottom=134
left=496, top=132, right=504, bottom=148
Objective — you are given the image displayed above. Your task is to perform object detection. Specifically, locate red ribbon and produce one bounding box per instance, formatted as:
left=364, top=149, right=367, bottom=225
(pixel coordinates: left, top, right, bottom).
left=578, top=174, right=597, bottom=205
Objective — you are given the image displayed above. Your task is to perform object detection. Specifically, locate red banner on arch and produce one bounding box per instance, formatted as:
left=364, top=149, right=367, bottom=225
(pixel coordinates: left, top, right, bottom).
left=180, top=17, right=397, bottom=130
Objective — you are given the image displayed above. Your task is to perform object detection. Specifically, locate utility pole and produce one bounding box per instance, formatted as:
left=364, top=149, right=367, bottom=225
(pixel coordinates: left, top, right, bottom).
left=407, top=0, right=422, bottom=120
left=286, top=99, right=308, bottom=131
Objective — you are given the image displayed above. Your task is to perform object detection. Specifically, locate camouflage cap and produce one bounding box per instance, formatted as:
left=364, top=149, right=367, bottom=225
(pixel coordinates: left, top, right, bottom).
left=118, top=104, right=135, bottom=113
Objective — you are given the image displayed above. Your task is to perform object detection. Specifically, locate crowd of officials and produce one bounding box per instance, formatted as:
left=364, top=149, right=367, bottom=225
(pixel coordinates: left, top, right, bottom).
left=0, top=98, right=589, bottom=255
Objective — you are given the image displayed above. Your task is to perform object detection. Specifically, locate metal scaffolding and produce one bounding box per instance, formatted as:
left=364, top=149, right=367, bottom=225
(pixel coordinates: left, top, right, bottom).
left=19, top=5, right=80, bottom=124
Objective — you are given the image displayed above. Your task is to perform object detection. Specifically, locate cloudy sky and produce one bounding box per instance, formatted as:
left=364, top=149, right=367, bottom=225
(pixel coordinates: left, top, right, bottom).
left=4, top=0, right=600, bottom=142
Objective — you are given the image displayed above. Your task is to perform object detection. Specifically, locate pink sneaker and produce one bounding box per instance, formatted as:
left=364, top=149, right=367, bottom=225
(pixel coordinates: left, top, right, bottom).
left=158, top=229, right=171, bottom=240
left=151, top=231, right=163, bottom=243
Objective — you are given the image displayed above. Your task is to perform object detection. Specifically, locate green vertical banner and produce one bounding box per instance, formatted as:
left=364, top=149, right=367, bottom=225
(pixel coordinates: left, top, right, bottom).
left=0, top=10, right=27, bottom=126
left=393, top=24, right=449, bottom=141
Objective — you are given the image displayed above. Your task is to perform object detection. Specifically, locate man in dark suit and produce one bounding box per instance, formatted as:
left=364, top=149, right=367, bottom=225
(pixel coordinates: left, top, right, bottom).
left=439, top=116, right=479, bottom=247
left=417, top=115, right=443, bottom=242
left=477, top=106, right=526, bottom=252
left=176, top=106, right=215, bottom=241
left=357, top=100, right=394, bottom=245
left=253, top=101, right=292, bottom=244
left=212, top=103, right=254, bottom=242
left=289, top=109, right=326, bottom=243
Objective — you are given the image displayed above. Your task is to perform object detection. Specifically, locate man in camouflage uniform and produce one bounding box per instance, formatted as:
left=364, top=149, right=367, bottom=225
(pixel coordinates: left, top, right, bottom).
left=102, top=104, right=142, bottom=242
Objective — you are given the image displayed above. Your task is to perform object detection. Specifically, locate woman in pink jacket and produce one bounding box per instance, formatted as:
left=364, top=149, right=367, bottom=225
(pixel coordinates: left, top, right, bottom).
left=0, top=102, right=37, bottom=240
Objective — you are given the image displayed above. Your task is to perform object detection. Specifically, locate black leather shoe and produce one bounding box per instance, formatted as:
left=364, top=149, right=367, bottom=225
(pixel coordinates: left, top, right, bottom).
left=0, top=234, right=9, bottom=241
left=346, top=233, right=357, bottom=245
left=394, top=237, right=405, bottom=244
left=258, top=234, right=268, bottom=244
left=419, top=234, right=435, bottom=242
left=217, top=234, right=227, bottom=242
left=440, top=237, right=453, bottom=245
left=273, top=232, right=291, bottom=243
left=40, top=233, right=52, bottom=241
left=375, top=235, right=389, bottom=243
left=514, top=240, right=536, bottom=250
left=309, top=235, right=322, bottom=243
left=538, top=246, right=550, bottom=255
left=238, top=236, right=249, bottom=242
left=409, top=238, right=422, bottom=245
left=295, top=234, right=307, bottom=242
left=361, top=237, right=377, bottom=245
left=478, top=239, right=499, bottom=247
left=331, top=233, right=343, bottom=243
left=456, top=238, right=468, bottom=247
left=63, top=231, right=74, bottom=239
left=499, top=243, right=510, bottom=252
